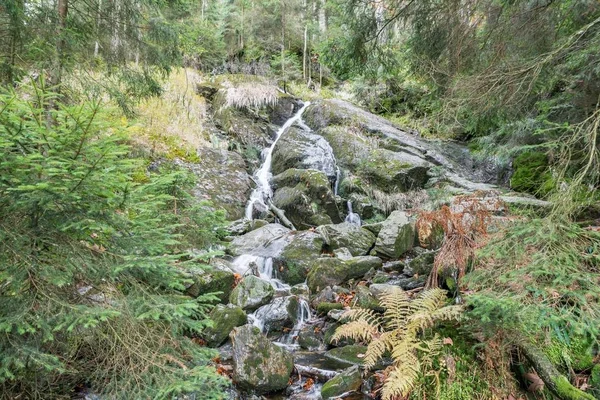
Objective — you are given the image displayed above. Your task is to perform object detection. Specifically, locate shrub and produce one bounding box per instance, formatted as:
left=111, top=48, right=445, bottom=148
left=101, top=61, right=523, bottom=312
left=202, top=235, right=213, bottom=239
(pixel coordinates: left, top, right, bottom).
left=0, top=83, right=228, bottom=398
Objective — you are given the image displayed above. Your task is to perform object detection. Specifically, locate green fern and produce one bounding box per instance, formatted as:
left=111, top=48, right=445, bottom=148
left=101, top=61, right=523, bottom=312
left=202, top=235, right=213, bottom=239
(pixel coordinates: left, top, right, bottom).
left=332, top=287, right=463, bottom=400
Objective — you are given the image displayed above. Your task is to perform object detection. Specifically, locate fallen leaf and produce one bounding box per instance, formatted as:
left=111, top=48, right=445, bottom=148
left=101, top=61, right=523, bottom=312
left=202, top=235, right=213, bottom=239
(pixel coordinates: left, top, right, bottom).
left=443, top=337, right=454, bottom=346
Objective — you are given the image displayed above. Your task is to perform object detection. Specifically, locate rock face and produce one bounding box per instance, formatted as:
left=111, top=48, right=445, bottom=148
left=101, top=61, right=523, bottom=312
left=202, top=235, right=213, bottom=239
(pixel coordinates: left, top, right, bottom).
left=229, top=276, right=274, bottom=311
left=307, top=258, right=349, bottom=293
left=278, top=231, right=325, bottom=285
left=228, top=223, right=291, bottom=256
left=321, top=366, right=362, bottom=399
left=272, top=169, right=341, bottom=229
left=180, top=149, right=252, bottom=220
left=316, top=223, right=376, bottom=256
left=230, top=325, right=294, bottom=394
left=271, top=126, right=338, bottom=180
left=373, top=211, right=415, bottom=258
left=202, top=304, right=247, bottom=347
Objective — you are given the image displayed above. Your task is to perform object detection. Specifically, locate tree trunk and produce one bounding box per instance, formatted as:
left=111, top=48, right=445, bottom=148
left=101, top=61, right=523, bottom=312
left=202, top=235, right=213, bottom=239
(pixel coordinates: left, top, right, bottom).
left=268, top=201, right=296, bottom=231
left=516, top=338, right=596, bottom=400
left=50, top=0, right=68, bottom=89
left=303, top=25, right=308, bottom=81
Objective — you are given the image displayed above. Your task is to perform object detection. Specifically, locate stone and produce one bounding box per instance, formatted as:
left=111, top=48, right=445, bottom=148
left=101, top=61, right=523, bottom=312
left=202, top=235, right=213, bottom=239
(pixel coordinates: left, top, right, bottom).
left=324, top=345, right=368, bottom=368
left=272, top=169, right=341, bottom=230
left=316, top=223, right=376, bottom=256
left=307, top=258, right=349, bottom=293
left=230, top=325, right=294, bottom=394
left=317, top=302, right=344, bottom=315
left=333, top=247, right=353, bottom=260
left=344, top=256, right=383, bottom=279
left=185, top=263, right=235, bottom=303
left=298, top=327, right=324, bottom=351
left=368, top=284, right=400, bottom=300
left=252, top=296, right=299, bottom=332
left=353, top=285, right=381, bottom=311
left=408, top=250, right=438, bottom=276
left=228, top=223, right=291, bottom=256
left=373, top=211, right=415, bottom=259
left=321, top=366, right=362, bottom=399
left=290, top=283, right=310, bottom=296
left=278, top=231, right=325, bottom=285
left=202, top=304, right=247, bottom=347
left=382, top=260, right=405, bottom=273
left=362, top=222, right=383, bottom=236
left=229, top=276, right=274, bottom=311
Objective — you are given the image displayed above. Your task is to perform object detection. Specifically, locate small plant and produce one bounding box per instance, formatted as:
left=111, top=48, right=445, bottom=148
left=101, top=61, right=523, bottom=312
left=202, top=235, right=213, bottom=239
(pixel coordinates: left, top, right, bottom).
left=332, top=287, right=462, bottom=400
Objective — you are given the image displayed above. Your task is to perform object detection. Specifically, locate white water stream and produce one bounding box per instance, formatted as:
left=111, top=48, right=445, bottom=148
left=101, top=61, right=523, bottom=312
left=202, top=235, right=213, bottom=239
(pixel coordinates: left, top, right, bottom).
left=245, top=102, right=311, bottom=220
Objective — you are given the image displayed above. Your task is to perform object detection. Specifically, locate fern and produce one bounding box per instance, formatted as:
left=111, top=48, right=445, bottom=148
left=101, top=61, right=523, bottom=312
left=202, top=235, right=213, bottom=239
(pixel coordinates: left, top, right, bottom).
left=334, top=287, right=463, bottom=399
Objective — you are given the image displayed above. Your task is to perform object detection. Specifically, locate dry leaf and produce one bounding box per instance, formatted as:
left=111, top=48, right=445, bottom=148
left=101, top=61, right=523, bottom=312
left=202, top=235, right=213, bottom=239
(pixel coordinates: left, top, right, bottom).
left=443, top=337, right=454, bottom=346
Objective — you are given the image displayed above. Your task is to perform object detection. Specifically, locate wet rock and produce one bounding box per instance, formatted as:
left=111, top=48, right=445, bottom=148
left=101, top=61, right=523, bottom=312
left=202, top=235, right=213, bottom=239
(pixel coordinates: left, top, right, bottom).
left=324, top=345, right=368, bottom=368
left=278, top=231, right=325, bottom=285
left=373, top=211, right=415, bottom=258
left=227, top=223, right=291, bottom=256
left=298, top=326, right=324, bottom=351
left=272, top=169, right=341, bottom=230
left=362, top=221, right=384, bottom=236
left=226, top=218, right=270, bottom=236
left=321, top=366, right=362, bottom=399
left=353, top=285, right=381, bottom=311
left=311, top=286, right=337, bottom=308
left=345, top=256, right=383, bottom=279
left=271, top=126, right=338, bottom=179
left=252, top=296, right=299, bottom=332
left=317, top=302, right=344, bottom=315
left=388, top=276, right=427, bottom=290
left=203, top=304, right=247, bottom=347
left=372, top=271, right=390, bottom=284
left=229, top=276, right=274, bottom=311
left=230, top=325, right=294, bottom=394
left=327, top=309, right=346, bottom=321
left=185, top=263, right=235, bottom=303
left=290, top=283, right=310, bottom=296
left=382, top=260, right=405, bottom=273
left=316, top=223, right=376, bottom=256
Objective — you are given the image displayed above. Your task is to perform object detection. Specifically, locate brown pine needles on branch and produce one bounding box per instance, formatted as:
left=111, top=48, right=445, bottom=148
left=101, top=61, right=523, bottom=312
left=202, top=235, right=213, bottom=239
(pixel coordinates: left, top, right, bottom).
left=417, top=193, right=501, bottom=288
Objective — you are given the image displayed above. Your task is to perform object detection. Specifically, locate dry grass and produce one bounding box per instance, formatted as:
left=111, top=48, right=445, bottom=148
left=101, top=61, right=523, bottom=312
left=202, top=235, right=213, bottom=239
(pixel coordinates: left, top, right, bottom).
left=215, top=82, right=279, bottom=111
left=130, top=68, right=211, bottom=160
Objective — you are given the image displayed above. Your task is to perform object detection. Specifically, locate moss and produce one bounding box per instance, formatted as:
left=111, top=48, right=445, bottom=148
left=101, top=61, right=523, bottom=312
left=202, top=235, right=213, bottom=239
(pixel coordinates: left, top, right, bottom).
left=545, top=336, right=595, bottom=372
left=510, top=151, right=554, bottom=196
left=324, top=345, right=368, bottom=367
left=317, top=302, right=343, bottom=315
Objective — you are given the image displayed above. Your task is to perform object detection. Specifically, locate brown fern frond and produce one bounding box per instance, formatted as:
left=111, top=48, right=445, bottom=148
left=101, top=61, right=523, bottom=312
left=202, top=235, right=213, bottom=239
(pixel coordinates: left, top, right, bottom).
left=382, top=360, right=421, bottom=400
left=380, top=286, right=411, bottom=329
left=411, top=288, right=447, bottom=314
left=340, top=308, right=381, bottom=327
left=331, top=320, right=379, bottom=344
left=364, top=331, right=395, bottom=370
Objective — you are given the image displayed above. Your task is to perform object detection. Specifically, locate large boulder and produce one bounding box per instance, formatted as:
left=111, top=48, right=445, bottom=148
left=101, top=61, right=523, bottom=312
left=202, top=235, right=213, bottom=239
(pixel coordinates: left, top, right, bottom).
left=229, top=276, right=274, bottom=311
left=271, top=125, right=338, bottom=180
left=345, top=256, right=383, bottom=279
left=321, top=366, right=362, bottom=399
left=185, top=262, right=235, bottom=303
left=316, top=223, right=376, bottom=256
left=307, top=258, right=349, bottom=293
left=278, top=231, right=325, bottom=285
left=230, top=325, right=294, bottom=394
left=228, top=223, right=291, bottom=256
left=373, top=211, right=415, bottom=259
left=324, top=345, right=368, bottom=368
left=272, top=169, right=341, bottom=230
left=202, top=304, right=247, bottom=347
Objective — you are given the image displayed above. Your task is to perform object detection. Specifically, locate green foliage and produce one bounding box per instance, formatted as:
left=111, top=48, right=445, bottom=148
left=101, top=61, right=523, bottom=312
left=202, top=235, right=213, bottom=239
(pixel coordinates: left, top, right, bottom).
left=465, top=219, right=600, bottom=348
left=0, top=84, right=228, bottom=398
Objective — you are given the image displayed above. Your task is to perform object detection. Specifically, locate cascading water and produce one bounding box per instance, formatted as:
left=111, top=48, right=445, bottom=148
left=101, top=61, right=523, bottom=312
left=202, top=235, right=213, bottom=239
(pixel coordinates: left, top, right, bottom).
left=245, top=102, right=311, bottom=220
left=278, top=298, right=312, bottom=349
left=333, top=167, right=341, bottom=196
left=344, top=200, right=361, bottom=226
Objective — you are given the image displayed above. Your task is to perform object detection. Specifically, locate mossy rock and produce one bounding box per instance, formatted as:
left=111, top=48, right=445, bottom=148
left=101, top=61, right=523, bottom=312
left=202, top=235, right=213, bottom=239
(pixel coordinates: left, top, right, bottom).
left=353, top=285, right=381, bottom=311
left=278, top=231, right=325, bottom=285
left=321, top=366, right=362, bottom=399
left=307, top=258, right=349, bottom=293
left=510, top=151, right=554, bottom=197
left=408, top=251, right=437, bottom=276
left=324, top=345, right=368, bottom=368
left=230, top=324, right=294, bottom=394
left=229, top=276, right=274, bottom=311
left=344, top=256, right=383, bottom=280
left=317, top=302, right=344, bottom=315
left=316, top=223, right=377, bottom=257
left=272, top=169, right=341, bottom=230
left=186, top=265, right=235, bottom=303
left=202, top=304, right=247, bottom=347
left=373, top=210, right=415, bottom=259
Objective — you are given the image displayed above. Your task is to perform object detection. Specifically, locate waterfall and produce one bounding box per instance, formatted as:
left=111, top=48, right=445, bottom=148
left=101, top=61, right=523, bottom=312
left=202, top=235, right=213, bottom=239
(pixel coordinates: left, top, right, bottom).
left=333, top=166, right=341, bottom=196
left=245, top=102, right=311, bottom=220
left=278, top=298, right=312, bottom=349
left=345, top=200, right=361, bottom=226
